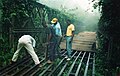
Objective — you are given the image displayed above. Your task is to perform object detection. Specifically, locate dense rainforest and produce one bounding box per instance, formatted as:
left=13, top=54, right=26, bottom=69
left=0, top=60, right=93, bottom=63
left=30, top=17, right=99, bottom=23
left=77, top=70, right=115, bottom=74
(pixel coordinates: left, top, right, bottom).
left=0, top=0, right=120, bottom=75
left=0, top=0, right=72, bottom=67
left=96, top=0, right=120, bottom=75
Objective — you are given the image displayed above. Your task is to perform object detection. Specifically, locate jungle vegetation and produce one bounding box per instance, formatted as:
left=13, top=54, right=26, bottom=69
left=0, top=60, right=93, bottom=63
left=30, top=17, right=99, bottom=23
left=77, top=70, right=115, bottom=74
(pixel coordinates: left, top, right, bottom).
left=96, top=0, right=120, bottom=75
left=0, top=0, right=120, bottom=75
left=0, top=0, right=75, bottom=67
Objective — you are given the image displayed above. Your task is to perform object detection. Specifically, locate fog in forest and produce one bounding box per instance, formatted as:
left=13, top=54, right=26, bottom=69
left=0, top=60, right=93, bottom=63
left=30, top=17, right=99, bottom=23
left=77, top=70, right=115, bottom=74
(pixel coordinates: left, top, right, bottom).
left=38, top=0, right=100, bottom=33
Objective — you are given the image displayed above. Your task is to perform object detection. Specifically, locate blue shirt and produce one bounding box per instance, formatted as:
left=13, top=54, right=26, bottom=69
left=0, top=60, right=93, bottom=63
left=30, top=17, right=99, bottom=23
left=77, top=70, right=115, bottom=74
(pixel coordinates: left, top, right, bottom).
left=51, top=22, right=62, bottom=37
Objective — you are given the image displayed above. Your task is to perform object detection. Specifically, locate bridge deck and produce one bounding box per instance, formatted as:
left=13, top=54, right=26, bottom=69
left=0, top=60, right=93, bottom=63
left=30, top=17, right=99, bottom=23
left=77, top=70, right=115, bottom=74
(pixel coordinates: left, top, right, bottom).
left=0, top=32, right=96, bottom=76
left=60, top=32, right=96, bottom=51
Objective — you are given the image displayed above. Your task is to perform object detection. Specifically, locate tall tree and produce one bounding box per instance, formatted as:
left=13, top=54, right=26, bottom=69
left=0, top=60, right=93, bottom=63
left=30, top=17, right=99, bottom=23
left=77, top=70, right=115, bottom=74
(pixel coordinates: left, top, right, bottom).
left=97, top=0, right=120, bottom=75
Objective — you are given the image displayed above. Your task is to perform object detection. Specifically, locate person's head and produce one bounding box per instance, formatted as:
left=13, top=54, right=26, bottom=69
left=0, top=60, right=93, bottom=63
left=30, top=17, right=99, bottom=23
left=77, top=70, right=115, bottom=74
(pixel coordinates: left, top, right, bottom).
left=42, top=21, right=48, bottom=28
left=66, top=19, right=71, bottom=26
left=51, top=18, right=58, bottom=25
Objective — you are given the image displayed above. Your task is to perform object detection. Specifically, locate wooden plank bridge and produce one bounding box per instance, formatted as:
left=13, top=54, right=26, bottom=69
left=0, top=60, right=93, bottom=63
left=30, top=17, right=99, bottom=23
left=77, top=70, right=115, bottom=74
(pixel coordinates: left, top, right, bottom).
left=0, top=32, right=96, bottom=76
left=60, top=31, right=96, bottom=51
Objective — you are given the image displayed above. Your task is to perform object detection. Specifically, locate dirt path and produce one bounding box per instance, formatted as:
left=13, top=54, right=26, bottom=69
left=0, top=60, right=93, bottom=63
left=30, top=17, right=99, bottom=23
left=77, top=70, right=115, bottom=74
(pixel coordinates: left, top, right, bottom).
left=60, top=31, right=96, bottom=51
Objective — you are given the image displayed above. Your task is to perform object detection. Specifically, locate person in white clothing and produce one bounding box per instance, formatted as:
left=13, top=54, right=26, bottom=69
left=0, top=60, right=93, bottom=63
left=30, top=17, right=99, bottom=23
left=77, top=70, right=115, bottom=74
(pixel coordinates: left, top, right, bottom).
left=11, top=35, right=40, bottom=65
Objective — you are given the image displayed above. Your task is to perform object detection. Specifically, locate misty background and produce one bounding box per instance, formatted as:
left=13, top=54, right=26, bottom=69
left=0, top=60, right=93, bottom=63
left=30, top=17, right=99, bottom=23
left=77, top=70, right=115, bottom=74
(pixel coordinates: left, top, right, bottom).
left=37, top=0, right=100, bottom=33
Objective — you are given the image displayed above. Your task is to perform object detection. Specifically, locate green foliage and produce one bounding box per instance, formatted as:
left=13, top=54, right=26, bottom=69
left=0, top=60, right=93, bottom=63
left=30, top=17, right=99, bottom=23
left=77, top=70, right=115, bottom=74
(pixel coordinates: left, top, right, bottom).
left=0, top=48, right=14, bottom=67
left=96, top=0, right=120, bottom=75
left=0, top=0, right=73, bottom=68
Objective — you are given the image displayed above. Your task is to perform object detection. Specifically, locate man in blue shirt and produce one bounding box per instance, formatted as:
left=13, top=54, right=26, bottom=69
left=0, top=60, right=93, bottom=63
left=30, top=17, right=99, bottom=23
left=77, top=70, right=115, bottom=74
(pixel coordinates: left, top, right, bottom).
left=51, top=18, right=62, bottom=37
left=51, top=18, right=62, bottom=57
left=45, top=18, right=62, bottom=63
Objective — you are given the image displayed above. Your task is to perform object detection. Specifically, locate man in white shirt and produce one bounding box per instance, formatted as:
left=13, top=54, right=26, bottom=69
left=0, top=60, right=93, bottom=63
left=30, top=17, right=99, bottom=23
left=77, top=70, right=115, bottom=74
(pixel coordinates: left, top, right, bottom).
left=11, top=35, right=40, bottom=66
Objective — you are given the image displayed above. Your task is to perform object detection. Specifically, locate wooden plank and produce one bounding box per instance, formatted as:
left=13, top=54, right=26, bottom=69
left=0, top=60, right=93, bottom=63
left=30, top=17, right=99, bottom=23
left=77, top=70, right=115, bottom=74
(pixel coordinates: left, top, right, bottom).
left=60, top=32, right=96, bottom=51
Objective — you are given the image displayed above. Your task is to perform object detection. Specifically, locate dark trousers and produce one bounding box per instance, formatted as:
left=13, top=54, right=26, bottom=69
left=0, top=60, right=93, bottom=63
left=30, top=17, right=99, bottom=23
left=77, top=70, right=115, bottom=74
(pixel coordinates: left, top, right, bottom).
left=55, top=36, right=62, bottom=56
left=48, top=42, right=56, bottom=61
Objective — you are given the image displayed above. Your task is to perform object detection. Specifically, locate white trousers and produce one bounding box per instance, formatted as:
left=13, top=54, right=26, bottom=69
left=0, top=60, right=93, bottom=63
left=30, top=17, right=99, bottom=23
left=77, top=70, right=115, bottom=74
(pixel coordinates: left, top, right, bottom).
left=12, top=41, right=40, bottom=65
